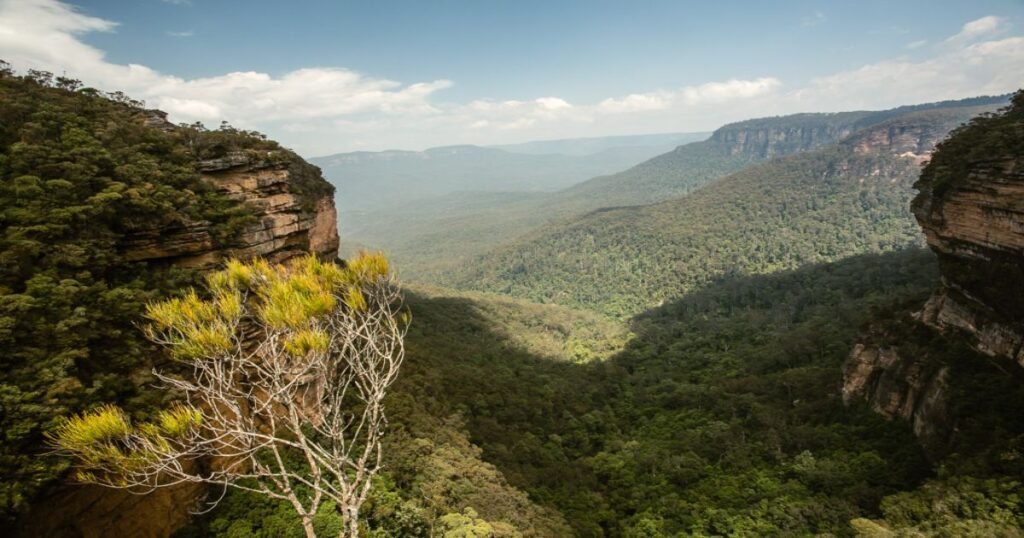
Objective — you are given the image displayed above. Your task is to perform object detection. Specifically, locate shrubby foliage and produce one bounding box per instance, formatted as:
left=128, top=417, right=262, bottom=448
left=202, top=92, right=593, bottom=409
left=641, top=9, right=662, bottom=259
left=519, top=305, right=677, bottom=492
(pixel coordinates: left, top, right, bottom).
left=0, top=63, right=305, bottom=518
left=56, top=253, right=406, bottom=538
left=853, top=477, right=1024, bottom=537
left=919, top=90, right=1024, bottom=196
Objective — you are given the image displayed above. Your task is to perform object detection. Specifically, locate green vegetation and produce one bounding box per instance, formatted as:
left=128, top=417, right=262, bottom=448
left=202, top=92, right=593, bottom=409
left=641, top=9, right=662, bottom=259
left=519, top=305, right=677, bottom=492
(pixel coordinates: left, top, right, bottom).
left=3, top=59, right=1021, bottom=537
left=449, top=147, right=924, bottom=318
left=341, top=96, right=1006, bottom=286
left=917, top=91, right=1024, bottom=196
left=182, top=249, right=1024, bottom=536
left=178, top=285, right=615, bottom=537
left=853, top=477, right=1024, bottom=536
left=446, top=103, right=1002, bottom=318
left=55, top=253, right=406, bottom=538
left=0, top=63, right=317, bottom=519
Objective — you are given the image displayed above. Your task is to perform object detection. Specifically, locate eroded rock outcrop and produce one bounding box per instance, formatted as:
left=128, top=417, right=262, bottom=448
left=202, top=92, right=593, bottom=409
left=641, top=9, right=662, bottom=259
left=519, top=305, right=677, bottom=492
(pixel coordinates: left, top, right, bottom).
left=711, top=117, right=859, bottom=158
left=842, top=327, right=951, bottom=455
left=912, top=156, right=1024, bottom=366
left=19, top=150, right=340, bottom=537
left=121, top=151, right=339, bottom=268
left=843, top=92, right=1024, bottom=452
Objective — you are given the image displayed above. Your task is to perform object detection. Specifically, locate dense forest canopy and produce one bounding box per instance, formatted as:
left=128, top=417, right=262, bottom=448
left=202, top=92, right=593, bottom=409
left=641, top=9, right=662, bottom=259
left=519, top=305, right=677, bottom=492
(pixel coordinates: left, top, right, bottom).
left=182, top=97, right=1024, bottom=536
left=443, top=102, right=1002, bottom=318
left=2, top=55, right=1023, bottom=537
left=0, top=64, right=294, bottom=518
left=180, top=249, right=1024, bottom=537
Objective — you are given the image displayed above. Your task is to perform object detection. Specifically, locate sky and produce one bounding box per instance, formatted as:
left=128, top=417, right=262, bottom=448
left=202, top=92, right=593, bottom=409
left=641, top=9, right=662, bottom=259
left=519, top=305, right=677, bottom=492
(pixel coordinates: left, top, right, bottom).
left=1, top=0, right=1023, bottom=156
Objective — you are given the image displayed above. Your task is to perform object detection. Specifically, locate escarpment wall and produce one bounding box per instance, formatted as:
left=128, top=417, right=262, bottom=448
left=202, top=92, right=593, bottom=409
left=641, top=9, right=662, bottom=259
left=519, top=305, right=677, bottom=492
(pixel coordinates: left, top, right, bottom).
left=18, top=152, right=340, bottom=538
left=842, top=93, right=1024, bottom=453
left=711, top=121, right=857, bottom=158
left=911, top=156, right=1024, bottom=365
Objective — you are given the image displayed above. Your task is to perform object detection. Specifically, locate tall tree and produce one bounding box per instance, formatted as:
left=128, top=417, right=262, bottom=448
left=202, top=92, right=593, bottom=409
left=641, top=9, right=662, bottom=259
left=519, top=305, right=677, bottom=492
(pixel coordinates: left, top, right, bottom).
left=53, top=253, right=408, bottom=538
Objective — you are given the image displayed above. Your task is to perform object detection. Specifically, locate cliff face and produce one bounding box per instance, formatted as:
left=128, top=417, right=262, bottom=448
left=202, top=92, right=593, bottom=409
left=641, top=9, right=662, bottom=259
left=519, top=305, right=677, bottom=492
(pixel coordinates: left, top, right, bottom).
left=911, top=155, right=1024, bottom=364
left=712, top=102, right=1007, bottom=161
left=842, top=325, right=952, bottom=455
left=21, top=154, right=339, bottom=537
left=842, top=93, right=1024, bottom=453
left=848, top=121, right=942, bottom=160
left=121, top=151, right=339, bottom=268
left=711, top=120, right=857, bottom=158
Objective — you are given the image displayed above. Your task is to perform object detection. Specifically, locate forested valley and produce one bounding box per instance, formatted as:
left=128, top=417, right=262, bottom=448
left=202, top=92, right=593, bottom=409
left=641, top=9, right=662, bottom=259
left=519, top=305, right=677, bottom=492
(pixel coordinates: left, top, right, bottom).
left=2, top=59, right=1023, bottom=538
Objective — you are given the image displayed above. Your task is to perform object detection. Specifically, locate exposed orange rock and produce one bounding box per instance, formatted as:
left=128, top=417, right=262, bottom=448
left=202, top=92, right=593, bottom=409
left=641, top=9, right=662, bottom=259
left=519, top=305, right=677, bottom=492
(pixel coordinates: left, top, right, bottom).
left=18, top=152, right=340, bottom=538
left=911, top=156, right=1024, bottom=366
left=842, top=93, right=1023, bottom=455
left=121, top=151, right=339, bottom=268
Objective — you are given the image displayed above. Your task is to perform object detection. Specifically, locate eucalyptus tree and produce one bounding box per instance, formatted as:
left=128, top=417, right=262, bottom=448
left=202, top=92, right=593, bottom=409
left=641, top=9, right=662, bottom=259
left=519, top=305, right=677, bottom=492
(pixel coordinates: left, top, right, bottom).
left=53, top=253, right=408, bottom=538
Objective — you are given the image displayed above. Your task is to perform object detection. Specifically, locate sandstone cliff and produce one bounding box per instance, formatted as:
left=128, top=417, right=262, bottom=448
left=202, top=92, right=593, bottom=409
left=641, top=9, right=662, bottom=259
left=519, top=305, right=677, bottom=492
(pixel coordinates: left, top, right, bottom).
left=842, top=92, right=1024, bottom=454
left=19, top=147, right=340, bottom=538
left=711, top=99, right=1008, bottom=161
left=710, top=114, right=861, bottom=158
left=121, top=150, right=339, bottom=268
left=912, top=157, right=1024, bottom=365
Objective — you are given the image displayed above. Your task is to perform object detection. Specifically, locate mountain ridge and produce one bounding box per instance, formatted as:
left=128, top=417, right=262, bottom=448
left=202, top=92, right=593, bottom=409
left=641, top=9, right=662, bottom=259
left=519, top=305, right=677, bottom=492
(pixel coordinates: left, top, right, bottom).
left=442, top=98, right=1008, bottom=317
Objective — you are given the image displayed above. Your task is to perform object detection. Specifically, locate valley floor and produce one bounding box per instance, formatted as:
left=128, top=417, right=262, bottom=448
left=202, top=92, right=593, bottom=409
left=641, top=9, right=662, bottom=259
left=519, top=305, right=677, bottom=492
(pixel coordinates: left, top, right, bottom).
left=180, top=248, right=1024, bottom=537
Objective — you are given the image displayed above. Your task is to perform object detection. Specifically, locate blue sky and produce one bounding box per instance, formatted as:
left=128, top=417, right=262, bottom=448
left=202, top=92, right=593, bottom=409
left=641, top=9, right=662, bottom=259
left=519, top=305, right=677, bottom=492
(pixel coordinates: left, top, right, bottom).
left=2, top=0, right=1023, bottom=154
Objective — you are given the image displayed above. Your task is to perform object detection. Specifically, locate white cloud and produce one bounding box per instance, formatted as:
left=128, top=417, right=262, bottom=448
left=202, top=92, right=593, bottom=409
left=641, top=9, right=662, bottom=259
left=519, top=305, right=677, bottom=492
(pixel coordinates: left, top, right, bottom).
left=789, top=33, right=1024, bottom=111
left=0, top=1, right=1021, bottom=155
left=906, top=39, right=928, bottom=49
left=166, top=30, right=194, bottom=38
left=599, top=91, right=673, bottom=113
left=801, top=11, right=826, bottom=27
left=536, top=97, right=571, bottom=111
left=945, top=15, right=1008, bottom=46
left=599, top=78, right=782, bottom=114
left=680, top=78, right=783, bottom=104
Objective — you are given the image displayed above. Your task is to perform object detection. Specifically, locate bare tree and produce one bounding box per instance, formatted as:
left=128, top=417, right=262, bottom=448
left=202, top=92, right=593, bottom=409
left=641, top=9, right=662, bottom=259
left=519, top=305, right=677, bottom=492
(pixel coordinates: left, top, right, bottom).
left=52, top=253, right=408, bottom=538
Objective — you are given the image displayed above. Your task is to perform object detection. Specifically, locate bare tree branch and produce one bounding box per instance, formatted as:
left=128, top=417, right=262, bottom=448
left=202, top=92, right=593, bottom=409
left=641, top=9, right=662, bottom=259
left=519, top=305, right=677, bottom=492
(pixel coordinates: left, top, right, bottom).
left=51, top=254, right=408, bottom=538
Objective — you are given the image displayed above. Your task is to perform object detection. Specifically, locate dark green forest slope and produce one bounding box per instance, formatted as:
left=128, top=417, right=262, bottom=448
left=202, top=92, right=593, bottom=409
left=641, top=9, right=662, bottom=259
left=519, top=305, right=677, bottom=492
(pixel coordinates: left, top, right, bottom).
left=446, top=104, right=1001, bottom=317
left=0, top=66, right=313, bottom=519
left=183, top=249, right=1024, bottom=536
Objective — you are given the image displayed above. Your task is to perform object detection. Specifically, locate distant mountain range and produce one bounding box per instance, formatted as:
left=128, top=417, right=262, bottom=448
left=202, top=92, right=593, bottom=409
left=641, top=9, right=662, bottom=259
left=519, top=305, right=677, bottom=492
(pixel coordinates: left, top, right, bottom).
left=310, top=132, right=708, bottom=218
left=444, top=99, right=1009, bottom=316
left=489, top=132, right=709, bottom=156
left=319, top=95, right=1010, bottom=291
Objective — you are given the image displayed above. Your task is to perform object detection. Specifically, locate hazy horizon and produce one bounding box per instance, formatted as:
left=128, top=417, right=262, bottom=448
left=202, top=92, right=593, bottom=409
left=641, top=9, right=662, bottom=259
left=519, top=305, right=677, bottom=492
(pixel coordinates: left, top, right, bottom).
left=2, top=0, right=1022, bottom=155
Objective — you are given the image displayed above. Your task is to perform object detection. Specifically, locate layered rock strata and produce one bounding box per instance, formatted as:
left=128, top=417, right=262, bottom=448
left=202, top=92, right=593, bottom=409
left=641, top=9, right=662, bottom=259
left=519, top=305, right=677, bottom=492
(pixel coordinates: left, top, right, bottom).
left=121, top=151, right=339, bottom=268
left=21, top=153, right=340, bottom=537
left=842, top=93, right=1023, bottom=452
